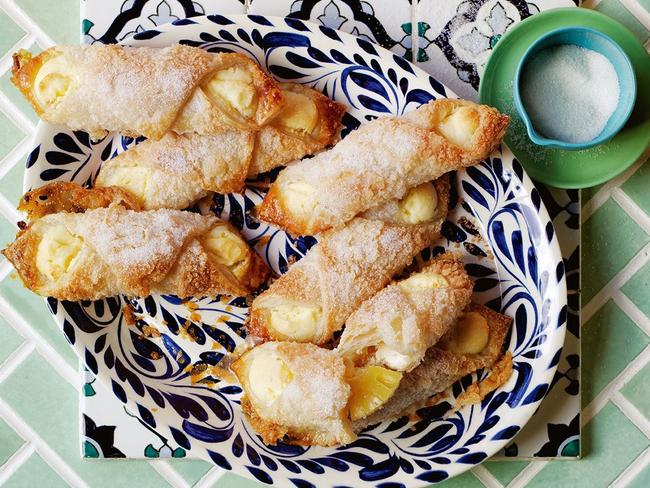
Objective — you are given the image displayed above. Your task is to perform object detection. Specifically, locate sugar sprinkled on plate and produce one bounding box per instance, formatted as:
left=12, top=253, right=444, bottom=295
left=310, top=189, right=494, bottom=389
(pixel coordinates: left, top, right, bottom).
left=520, top=44, right=620, bottom=144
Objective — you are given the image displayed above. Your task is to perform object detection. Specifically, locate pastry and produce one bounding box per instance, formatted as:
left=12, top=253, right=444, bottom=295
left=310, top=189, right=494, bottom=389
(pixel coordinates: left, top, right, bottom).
left=257, top=99, right=509, bottom=235
left=352, top=303, right=512, bottom=431
left=94, top=83, right=345, bottom=210
left=336, top=255, right=473, bottom=373
left=18, top=181, right=140, bottom=220
left=232, top=341, right=354, bottom=446
left=247, top=218, right=439, bottom=345
left=2, top=206, right=269, bottom=300
left=11, top=45, right=284, bottom=140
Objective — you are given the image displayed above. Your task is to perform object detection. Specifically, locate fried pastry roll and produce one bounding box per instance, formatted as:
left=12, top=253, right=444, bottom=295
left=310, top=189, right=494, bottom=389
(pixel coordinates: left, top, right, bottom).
left=247, top=218, right=438, bottom=345
left=352, top=303, right=512, bottom=431
left=11, top=45, right=284, bottom=140
left=94, top=84, right=345, bottom=210
left=95, top=131, right=254, bottom=210
left=18, top=181, right=141, bottom=220
left=257, top=99, right=509, bottom=235
left=232, top=341, right=355, bottom=446
left=2, top=207, right=269, bottom=300
left=336, top=255, right=473, bottom=372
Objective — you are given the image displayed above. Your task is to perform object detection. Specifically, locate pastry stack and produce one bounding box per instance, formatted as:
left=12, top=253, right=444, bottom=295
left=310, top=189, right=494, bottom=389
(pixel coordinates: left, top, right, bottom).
left=4, top=43, right=513, bottom=447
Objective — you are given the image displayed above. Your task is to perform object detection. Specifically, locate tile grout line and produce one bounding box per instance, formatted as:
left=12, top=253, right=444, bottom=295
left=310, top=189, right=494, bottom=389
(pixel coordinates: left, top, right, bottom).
left=619, top=0, right=650, bottom=30
left=148, top=460, right=191, bottom=488
left=193, top=466, right=226, bottom=488
left=0, top=398, right=89, bottom=488
left=0, top=0, right=55, bottom=47
left=582, top=344, right=650, bottom=425
left=612, top=187, right=650, bottom=235
left=0, top=441, right=35, bottom=485
left=0, top=191, right=20, bottom=227
left=472, top=464, right=505, bottom=488
left=0, top=88, right=36, bottom=134
left=410, top=0, right=418, bottom=65
left=611, top=392, right=650, bottom=439
left=505, top=460, right=547, bottom=488
left=0, top=340, right=35, bottom=384
left=582, top=241, right=650, bottom=323
left=611, top=290, right=650, bottom=337
left=612, top=446, right=650, bottom=487
left=0, top=260, right=16, bottom=283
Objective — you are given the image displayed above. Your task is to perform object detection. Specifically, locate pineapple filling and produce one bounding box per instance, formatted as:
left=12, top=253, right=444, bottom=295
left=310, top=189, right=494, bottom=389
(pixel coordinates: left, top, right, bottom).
left=36, top=224, right=84, bottom=282
left=398, top=272, right=448, bottom=294
left=447, top=312, right=489, bottom=355
left=33, top=54, right=71, bottom=109
left=247, top=350, right=294, bottom=407
left=204, top=66, right=258, bottom=118
left=282, top=181, right=318, bottom=218
left=265, top=303, right=322, bottom=342
left=397, top=182, right=438, bottom=224
left=201, top=225, right=249, bottom=278
left=438, top=106, right=480, bottom=149
left=96, top=165, right=151, bottom=205
left=347, top=365, right=403, bottom=421
left=276, top=91, right=318, bottom=134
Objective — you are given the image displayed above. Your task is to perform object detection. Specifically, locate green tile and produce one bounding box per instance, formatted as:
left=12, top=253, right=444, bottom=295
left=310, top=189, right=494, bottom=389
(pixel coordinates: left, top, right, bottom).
left=0, top=213, right=19, bottom=254
left=629, top=462, right=650, bottom=488
left=5, top=453, right=67, bottom=488
left=621, top=260, right=650, bottom=318
left=0, top=11, right=25, bottom=55
left=438, top=470, right=484, bottom=488
left=621, top=361, right=650, bottom=419
left=216, top=473, right=268, bottom=488
left=0, top=275, right=76, bottom=368
left=581, top=198, right=649, bottom=303
left=582, top=300, right=649, bottom=404
left=581, top=182, right=606, bottom=208
left=527, top=403, right=649, bottom=487
left=0, top=313, right=24, bottom=364
left=622, top=159, right=650, bottom=213
left=14, top=0, right=79, bottom=45
left=0, top=69, right=39, bottom=124
left=637, top=0, right=650, bottom=13
left=0, top=112, right=24, bottom=160
left=484, top=460, right=529, bottom=486
left=0, top=158, right=26, bottom=209
left=173, top=459, right=213, bottom=486
left=595, top=0, right=650, bottom=42
left=0, top=351, right=172, bottom=488
left=0, top=417, right=24, bottom=466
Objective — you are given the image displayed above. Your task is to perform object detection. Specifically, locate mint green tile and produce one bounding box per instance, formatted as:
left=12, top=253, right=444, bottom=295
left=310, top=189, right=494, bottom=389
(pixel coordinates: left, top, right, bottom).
left=581, top=182, right=605, bottom=208
left=0, top=417, right=24, bottom=466
left=0, top=313, right=24, bottom=363
left=621, top=260, right=650, bottom=318
left=5, top=453, right=67, bottom=488
left=0, top=11, right=25, bottom=54
left=173, top=459, right=213, bottom=486
left=622, top=159, right=650, bottom=213
left=0, top=351, right=172, bottom=488
left=0, top=213, right=18, bottom=253
left=629, top=463, right=650, bottom=488
left=0, top=276, right=76, bottom=367
left=484, top=460, right=529, bottom=486
left=595, top=0, right=650, bottom=42
left=0, top=158, right=25, bottom=208
left=0, top=69, right=39, bottom=124
left=216, top=473, right=268, bottom=488
left=637, top=0, right=650, bottom=12
left=527, top=403, right=649, bottom=487
left=582, top=199, right=649, bottom=303
left=582, top=300, right=649, bottom=404
left=621, top=361, right=650, bottom=419
left=14, top=0, right=79, bottom=45
left=0, top=112, right=24, bottom=160
left=438, top=470, right=484, bottom=487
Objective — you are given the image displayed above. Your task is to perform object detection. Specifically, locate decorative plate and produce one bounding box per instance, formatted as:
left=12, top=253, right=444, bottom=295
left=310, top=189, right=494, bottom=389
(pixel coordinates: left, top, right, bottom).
left=24, top=15, right=567, bottom=487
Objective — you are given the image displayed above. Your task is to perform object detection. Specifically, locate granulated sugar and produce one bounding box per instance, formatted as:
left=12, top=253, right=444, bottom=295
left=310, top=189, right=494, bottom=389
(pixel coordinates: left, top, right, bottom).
left=520, top=44, right=620, bottom=144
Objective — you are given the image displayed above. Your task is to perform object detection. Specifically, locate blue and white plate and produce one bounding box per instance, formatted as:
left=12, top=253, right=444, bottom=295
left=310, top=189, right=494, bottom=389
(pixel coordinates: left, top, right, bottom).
left=24, top=15, right=567, bottom=487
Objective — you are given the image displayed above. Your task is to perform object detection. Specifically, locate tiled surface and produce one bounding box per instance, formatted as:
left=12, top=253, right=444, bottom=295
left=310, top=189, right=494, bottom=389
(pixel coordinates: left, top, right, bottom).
left=0, top=2, right=648, bottom=488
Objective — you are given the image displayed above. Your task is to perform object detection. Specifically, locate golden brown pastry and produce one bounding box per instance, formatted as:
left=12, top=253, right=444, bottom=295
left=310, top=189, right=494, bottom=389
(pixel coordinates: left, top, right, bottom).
left=247, top=218, right=439, bottom=345
left=11, top=45, right=284, bottom=140
left=2, top=207, right=269, bottom=300
left=232, top=341, right=354, bottom=446
left=336, top=255, right=473, bottom=372
left=257, top=99, right=509, bottom=235
left=18, top=181, right=140, bottom=220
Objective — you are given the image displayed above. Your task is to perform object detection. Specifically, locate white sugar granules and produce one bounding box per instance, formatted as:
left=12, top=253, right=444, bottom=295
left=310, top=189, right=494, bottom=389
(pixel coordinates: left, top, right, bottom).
left=520, top=44, right=620, bottom=144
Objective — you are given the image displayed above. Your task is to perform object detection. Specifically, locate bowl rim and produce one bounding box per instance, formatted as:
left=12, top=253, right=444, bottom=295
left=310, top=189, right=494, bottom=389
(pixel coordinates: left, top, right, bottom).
left=513, top=25, right=637, bottom=150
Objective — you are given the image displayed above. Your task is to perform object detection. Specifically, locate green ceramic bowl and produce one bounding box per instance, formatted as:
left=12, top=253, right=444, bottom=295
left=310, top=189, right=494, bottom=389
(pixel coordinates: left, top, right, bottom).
left=479, top=8, right=650, bottom=189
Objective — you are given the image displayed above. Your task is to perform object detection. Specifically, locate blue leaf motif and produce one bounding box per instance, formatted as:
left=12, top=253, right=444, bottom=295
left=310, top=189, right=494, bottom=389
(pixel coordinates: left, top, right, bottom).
left=457, top=452, right=487, bottom=464
left=182, top=420, right=232, bottom=442
left=170, top=427, right=191, bottom=450
left=461, top=180, right=489, bottom=209
left=207, top=449, right=232, bottom=469
left=132, top=29, right=161, bottom=40
left=137, top=403, right=156, bottom=428
left=416, top=470, right=448, bottom=483
left=348, top=71, right=389, bottom=100
left=53, top=133, right=84, bottom=154
left=359, top=455, right=400, bottom=481
left=491, top=220, right=512, bottom=261
left=522, top=383, right=548, bottom=405
left=25, top=145, right=40, bottom=168
left=85, top=348, right=98, bottom=374
left=492, top=425, right=520, bottom=440
left=286, top=52, right=320, bottom=69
